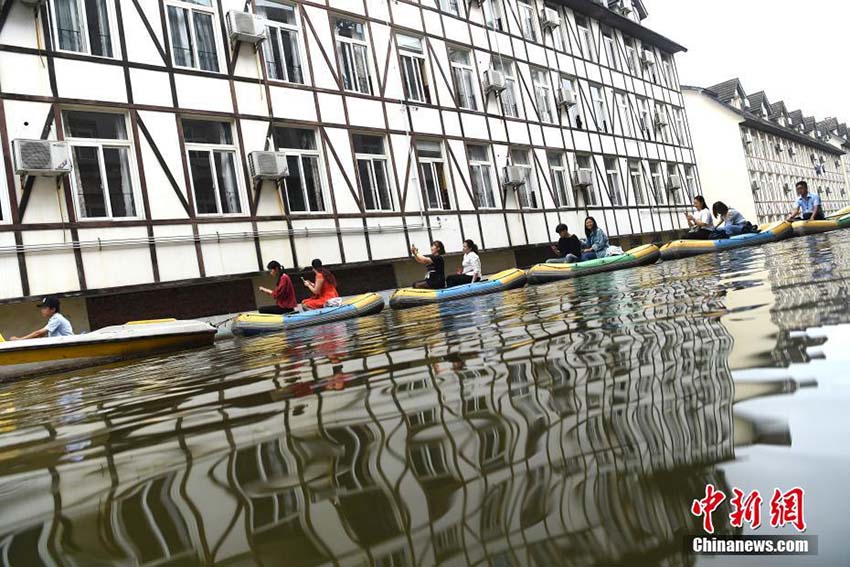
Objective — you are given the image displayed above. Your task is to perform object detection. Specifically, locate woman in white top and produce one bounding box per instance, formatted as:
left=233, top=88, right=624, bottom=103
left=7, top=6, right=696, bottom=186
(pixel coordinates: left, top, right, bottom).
left=446, top=239, right=482, bottom=287
left=684, top=195, right=716, bottom=239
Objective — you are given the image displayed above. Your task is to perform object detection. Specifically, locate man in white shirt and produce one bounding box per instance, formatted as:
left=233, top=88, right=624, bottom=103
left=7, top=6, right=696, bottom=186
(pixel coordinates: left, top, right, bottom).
left=10, top=296, right=74, bottom=340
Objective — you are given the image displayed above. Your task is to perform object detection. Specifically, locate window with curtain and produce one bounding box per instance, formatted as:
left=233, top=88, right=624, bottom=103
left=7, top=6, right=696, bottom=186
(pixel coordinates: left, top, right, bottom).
left=491, top=58, right=518, bottom=118
left=398, top=34, right=430, bottom=103
left=353, top=134, right=393, bottom=211
left=274, top=127, right=325, bottom=212
left=167, top=0, right=219, bottom=72
left=183, top=119, right=243, bottom=215
left=517, top=0, right=537, bottom=41
left=531, top=67, right=553, bottom=123
left=416, top=140, right=451, bottom=210
left=53, top=0, right=114, bottom=57
left=64, top=110, right=136, bottom=219
left=335, top=18, right=372, bottom=94
left=467, top=145, right=496, bottom=208
left=257, top=0, right=303, bottom=84
left=547, top=151, right=571, bottom=208
left=510, top=149, right=539, bottom=209
left=449, top=47, right=477, bottom=111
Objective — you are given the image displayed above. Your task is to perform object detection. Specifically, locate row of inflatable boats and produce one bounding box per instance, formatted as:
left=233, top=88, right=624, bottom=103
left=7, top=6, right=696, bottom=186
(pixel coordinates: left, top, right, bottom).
left=4, top=207, right=849, bottom=380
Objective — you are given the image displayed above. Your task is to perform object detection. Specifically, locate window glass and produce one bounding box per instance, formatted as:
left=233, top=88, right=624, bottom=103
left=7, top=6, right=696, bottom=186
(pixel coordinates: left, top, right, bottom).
left=183, top=120, right=233, bottom=145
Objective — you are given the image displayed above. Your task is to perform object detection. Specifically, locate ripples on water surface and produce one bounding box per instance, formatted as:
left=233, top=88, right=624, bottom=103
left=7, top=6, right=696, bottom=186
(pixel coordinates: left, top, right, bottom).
left=2, top=232, right=850, bottom=566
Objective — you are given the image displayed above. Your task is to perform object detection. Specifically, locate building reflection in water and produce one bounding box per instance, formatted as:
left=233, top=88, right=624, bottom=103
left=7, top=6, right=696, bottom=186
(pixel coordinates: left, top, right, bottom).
left=0, top=284, right=815, bottom=567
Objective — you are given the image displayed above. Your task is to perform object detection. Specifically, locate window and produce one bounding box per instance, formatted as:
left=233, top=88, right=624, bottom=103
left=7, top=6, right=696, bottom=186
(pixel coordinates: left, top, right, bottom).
left=52, top=0, right=114, bottom=57
left=575, top=154, right=597, bottom=206
left=531, top=67, right=553, bottom=123
left=629, top=160, right=646, bottom=205
left=547, top=151, right=571, bottom=207
left=637, top=97, right=651, bottom=138
left=449, top=47, right=478, bottom=110
left=467, top=145, right=496, bottom=208
left=510, top=149, right=538, bottom=208
left=649, top=161, right=665, bottom=204
left=274, top=127, right=325, bottom=212
left=667, top=164, right=681, bottom=204
left=560, top=75, right=582, bottom=129
left=605, top=158, right=622, bottom=206
left=257, top=0, right=303, bottom=83
left=544, top=3, right=564, bottom=50
left=483, top=0, right=504, bottom=30
left=64, top=110, right=136, bottom=219
left=615, top=92, right=632, bottom=137
left=575, top=15, right=594, bottom=60
left=624, top=37, right=639, bottom=76
left=673, top=107, right=686, bottom=145
left=166, top=0, right=219, bottom=72
left=183, top=120, right=242, bottom=215
left=591, top=84, right=608, bottom=132
left=416, top=140, right=451, bottom=210
left=440, top=0, right=459, bottom=16
left=398, top=34, right=430, bottom=103
left=655, top=102, right=669, bottom=143
left=661, top=53, right=676, bottom=88
left=353, top=134, right=393, bottom=211
left=491, top=58, right=518, bottom=118
left=335, top=18, right=372, bottom=94
left=601, top=26, right=618, bottom=70
left=517, top=0, right=537, bottom=42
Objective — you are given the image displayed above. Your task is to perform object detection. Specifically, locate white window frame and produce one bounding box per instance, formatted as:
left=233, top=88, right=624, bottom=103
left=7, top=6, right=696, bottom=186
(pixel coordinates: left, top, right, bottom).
left=517, top=0, right=537, bottom=42
left=335, top=18, right=373, bottom=95
left=275, top=127, right=326, bottom=213
left=531, top=67, right=554, bottom=123
left=575, top=154, right=597, bottom=206
left=165, top=0, right=221, bottom=73
left=602, top=27, right=618, bottom=70
left=354, top=135, right=394, bottom=211
left=637, top=96, right=651, bottom=138
left=440, top=0, right=460, bottom=16
left=398, top=34, right=429, bottom=104
left=575, top=15, right=594, bottom=61
left=629, top=160, right=646, bottom=205
left=543, top=3, right=565, bottom=50
left=667, top=163, right=682, bottom=204
left=184, top=121, right=245, bottom=216
left=449, top=47, right=478, bottom=111
left=257, top=0, right=305, bottom=84
left=560, top=75, right=582, bottom=129
left=547, top=151, right=571, bottom=208
left=615, top=91, right=633, bottom=137
left=64, top=111, right=140, bottom=221
left=624, top=37, right=639, bottom=77
left=591, top=84, right=608, bottom=133
left=605, top=157, right=623, bottom=206
left=51, top=0, right=117, bottom=58
left=510, top=149, right=539, bottom=209
left=674, top=107, right=686, bottom=145
left=467, top=145, right=497, bottom=209
left=492, top=58, right=519, bottom=118
left=416, top=140, right=452, bottom=210
left=650, top=161, right=666, bottom=204
left=661, top=53, right=676, bottom=88
left=483, top=0, right=504, bottom=31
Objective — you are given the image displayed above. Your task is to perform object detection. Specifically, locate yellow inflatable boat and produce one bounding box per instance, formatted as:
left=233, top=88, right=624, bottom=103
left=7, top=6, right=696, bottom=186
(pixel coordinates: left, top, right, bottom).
left=660, top=221, right=793, bottom=261
left=232, top=293, right=385, bottom=336
left=389, top=268, right=527, bottom=309
left=527, top=245, right=660, bottom=284
left=792, top=205, right=850, bottom=236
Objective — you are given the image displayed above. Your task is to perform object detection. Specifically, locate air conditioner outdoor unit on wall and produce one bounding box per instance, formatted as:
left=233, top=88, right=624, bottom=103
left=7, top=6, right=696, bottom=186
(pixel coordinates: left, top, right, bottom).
left=248, top=151, right=288, bottom=180
left=751, top=180, right=759, bottom=191
left=743, top=132, right=754, bottom=144
left=540, top=7, right=560, bottom=29
left=571, top=170, right=592, bottom=188
left=227, top=11, right=265, bottom=44
left=666, top=174, right=681, bottom=190
left=783, top=183, right=791, bottom=192
left=502, top=166, right=525, bottom=187
left=655, top=113, right=668, bottom=129
left=483, top=69, right=506, bottom=94
left=640, top=50, right=654, bottom=67
left=12, top=139, right=71, bottom=176
left=556, top=88, right=576, bottom=108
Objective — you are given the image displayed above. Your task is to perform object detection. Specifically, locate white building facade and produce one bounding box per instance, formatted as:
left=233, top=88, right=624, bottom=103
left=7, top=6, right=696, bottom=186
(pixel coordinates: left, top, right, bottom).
left=0, top=0, right=698, bottom=324
left=683, top=79, right=850, bottom=224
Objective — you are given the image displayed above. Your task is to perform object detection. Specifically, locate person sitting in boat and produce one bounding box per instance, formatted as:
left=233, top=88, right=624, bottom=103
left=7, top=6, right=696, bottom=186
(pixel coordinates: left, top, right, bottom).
left=411, top=241, right=446, bottom=289
left=446, top=239, right=482, bottom=287
left=10, top=296, right=73, bottom=341
left=579, top=217, right=609, bottom=261
left=785, top=181, right=824, bottom=222
left=549, top=224, right=582, bottom=263
left=258, top=260, right=297, bottom=314
left=301, top=259, right=340, bottom=311
left=712, top=201, right=755, bottom=237
left=684, top=195, right=715, bottom=240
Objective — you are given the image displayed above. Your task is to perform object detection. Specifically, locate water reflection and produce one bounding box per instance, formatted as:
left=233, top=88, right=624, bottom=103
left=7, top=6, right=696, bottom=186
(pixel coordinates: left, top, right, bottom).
left=3, top=232, right=850, bottom=566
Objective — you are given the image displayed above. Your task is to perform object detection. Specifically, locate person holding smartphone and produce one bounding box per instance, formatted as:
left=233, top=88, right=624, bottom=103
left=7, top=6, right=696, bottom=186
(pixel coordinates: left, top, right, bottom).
left=411, top=241, right=446, bottom=289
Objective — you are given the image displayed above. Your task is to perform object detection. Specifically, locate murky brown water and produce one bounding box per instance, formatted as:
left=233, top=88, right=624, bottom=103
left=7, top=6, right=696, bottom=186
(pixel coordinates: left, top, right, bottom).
left=2, top=231, right=850, bottom=566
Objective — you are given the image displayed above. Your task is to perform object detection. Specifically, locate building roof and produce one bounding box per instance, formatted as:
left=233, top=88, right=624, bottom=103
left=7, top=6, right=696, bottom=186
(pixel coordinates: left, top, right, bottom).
left=803, top=116, right=816, bottom=133
left=557, top=0, right=686, bottom=53
left=747, top=91, right=770, bottom=114
left=769, top=101, right=788, bottom=120
left=819, top=117, right=839, bottom=133
left=705, top=78, right=746, bottom=104
left=788, top=110, right=804, bottom=127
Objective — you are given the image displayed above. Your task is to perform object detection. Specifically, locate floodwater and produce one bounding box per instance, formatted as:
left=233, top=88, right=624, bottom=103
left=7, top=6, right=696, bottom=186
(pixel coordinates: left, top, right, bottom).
left=2, top=231, right=850, bottom=567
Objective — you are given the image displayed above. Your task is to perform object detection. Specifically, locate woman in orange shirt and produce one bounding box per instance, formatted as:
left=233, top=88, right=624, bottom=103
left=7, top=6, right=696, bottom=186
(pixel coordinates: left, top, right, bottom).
left=302, top=259, right=340, bottom=310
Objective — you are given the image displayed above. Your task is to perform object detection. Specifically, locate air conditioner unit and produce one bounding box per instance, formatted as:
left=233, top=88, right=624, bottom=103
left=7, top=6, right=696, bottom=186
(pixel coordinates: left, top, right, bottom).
left=789, top=147, right=796, bottom=156
left=640, top=50, right=654, bottom=67
left=540, top=7, right=560, bottom=29
left=248, top=151, right=288, bottom=180
left=571, top=169, right=592, bottom=188
left=666, top=174, right=681, bottom=190
left=751, top=180, right=759, bottom=191
left=12, top=139, right=71, bottom=176
left=556, top=88, right=576, bottom=108
left=483, top=68, right=506, bottom=94
left=783, top=183, right=791, bottom=192
left=502, top=165, right=525, bottom=187
left=654, top=113, right=668, bottom=129
left=608, top=0, right=630, bottom=14
left=227, top=10, right=265, bottom=44
left=819, top=156, right=825, bottom=163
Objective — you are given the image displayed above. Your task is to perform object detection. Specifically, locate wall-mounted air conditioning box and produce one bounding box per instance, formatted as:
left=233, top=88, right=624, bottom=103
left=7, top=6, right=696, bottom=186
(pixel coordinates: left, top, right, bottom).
left=571, top=170, right=592, bottom=187
left=556, top=88, right=576, bottom=108
left=641, top=50, right=654, bottom=67
left=483, top=69, right=506, bottom=94
left=667, top=174, right=682, bottom=190
left=227, top=11, right=265, bottom=44
left=540, top=7, right=560, bottom=29
left=12, top=139, right=71, bottom=176
left=502, top=166, right=525, bottom=187
left=655, top=113, right=668, bottom=129
left=248, top=151, right=288, bottom=180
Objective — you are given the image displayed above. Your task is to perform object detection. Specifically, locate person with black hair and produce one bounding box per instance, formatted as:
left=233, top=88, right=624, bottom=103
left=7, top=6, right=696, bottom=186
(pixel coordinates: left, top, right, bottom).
left=258, top=260, right=297, bottom=314
left=549, top=223, right=582, bottom=263
left=579, top=217, right=609, bottom=260
left=683, top=195, right=715, bottom=240
left=712, top=201, right=752, bottom=236
left=785, top=181, right=824, bottom=221
left=10, top=296, right=73, bottom=340
left=446, top=239, right=482, bottom=287
left=411, top=241, right=446, bottom=289
left=302, top=258, right=340, bottom=310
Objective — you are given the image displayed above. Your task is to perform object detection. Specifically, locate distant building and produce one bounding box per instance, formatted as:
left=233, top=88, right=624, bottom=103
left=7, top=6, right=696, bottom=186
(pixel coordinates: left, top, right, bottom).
left=683, top=78, right=850, bottom=223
